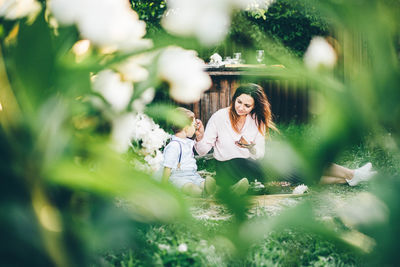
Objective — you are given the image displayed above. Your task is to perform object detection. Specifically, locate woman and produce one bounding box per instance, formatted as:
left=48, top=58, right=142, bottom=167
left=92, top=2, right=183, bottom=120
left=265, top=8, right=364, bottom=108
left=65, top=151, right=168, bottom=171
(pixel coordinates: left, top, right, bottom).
left=194, top=83, right=375, bottom=189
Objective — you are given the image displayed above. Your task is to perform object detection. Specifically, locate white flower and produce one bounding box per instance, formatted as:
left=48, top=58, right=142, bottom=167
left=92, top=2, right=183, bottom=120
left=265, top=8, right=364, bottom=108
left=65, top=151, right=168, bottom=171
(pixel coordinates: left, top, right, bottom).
left=132, top=100, right=146, bottom=113
left=72, top=39, right=91, bottom=57
left=337, top=192, right=389, bottom=227
left=48, top=0, right=86, bottom=25
left=292, top=184, right=308, bottom=194
left=144, top=150, right=164, bottom=171
left=0, top=0, right=41, bottom=20
left=117, top=55, right=151, bottom=83
left=158, top=47, right=211, bottom=103
left=162, top=0, right=274, bottom=45
left=158, top=244, right=171, bottom=251
left=92, top=69, right=133, bottom=113
left=140, top=88, right=156, bottom=104
left=132, top=113, right=169, bottom=150
left=111, top=112, right=136, bottom=153
left=162, top=0, right=229, bottom=45
left=132, top=114, right=155, bottom=140
left=304, top=36, right=337, bottom=70
left=141, top=126, right=170, bottom=154
left=178, top=243, right=188, bottom=253
left=50, top=0, right=149, bottom=52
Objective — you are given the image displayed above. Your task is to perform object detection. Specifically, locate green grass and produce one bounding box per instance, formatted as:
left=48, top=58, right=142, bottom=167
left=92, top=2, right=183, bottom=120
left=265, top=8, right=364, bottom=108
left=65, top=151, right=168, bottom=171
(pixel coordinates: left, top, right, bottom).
left=101, top=219, right=365, bottom=266
left=103, top=123, right=399, bottom=266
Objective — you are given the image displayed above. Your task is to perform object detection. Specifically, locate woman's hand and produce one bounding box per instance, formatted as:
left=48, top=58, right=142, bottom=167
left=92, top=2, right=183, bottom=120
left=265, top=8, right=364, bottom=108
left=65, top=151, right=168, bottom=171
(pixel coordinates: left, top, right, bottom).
left=195, top=119, right=205, bottom=141
left=235, top=141, right=256, bottom=154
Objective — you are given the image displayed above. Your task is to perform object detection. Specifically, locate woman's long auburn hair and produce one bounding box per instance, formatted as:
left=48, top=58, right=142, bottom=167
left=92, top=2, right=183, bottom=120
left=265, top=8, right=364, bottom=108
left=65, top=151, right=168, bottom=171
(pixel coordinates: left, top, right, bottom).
left=229, top=83, right=277, bottom=135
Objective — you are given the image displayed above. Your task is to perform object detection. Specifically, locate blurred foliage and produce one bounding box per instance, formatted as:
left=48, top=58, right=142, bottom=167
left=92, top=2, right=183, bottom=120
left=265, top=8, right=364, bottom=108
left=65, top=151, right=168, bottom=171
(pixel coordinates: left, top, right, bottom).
left=0, top=7, right=188, bottom=267
left=129, top=0, right=328, bottom=60
left=228, top=0, right=329, bottom=58
left=1, top=0, right=400, bottom=266
left=130, top=0, right=166, bottom=36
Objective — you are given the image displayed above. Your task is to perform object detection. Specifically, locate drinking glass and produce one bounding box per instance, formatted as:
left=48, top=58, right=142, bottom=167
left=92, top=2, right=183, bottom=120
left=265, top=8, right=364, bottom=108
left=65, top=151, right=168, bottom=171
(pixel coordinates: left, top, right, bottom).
left=233, top=52, right=241, bottom=64
left=224, top=56, right=232, bottom=64
left=256, top=50, right=264, bottom=64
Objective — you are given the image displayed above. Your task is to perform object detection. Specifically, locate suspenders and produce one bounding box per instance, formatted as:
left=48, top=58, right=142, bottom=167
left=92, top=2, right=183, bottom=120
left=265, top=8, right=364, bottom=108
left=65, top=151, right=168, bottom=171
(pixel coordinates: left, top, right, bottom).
left=170, top=140, right=183, bottom=170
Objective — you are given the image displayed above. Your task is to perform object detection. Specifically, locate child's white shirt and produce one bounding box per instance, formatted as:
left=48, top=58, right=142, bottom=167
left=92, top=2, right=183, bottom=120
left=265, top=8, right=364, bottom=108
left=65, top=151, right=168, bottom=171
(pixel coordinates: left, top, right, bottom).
left=163, top=135, right=197, bottom=171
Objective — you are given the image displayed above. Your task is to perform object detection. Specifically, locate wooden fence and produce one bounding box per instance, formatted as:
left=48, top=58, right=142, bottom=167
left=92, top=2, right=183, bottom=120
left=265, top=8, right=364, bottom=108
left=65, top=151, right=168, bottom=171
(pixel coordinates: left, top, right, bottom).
left=184, top=67, right=309, bottom=126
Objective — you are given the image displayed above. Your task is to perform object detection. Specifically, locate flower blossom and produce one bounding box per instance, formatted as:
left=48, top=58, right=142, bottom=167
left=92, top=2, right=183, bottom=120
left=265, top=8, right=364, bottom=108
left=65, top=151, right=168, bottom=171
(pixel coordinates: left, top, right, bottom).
left=162, top=0, right=273, bottom=45
left=304, top=36, right=337, bottom=70
left=111, top=112, right=136, bottom=153
left=132, top=113, right=156, bottom=140
left=132, top=87, right=155, bottom=113
left=0, top=0, right=41, bottom=20
left=92, top=69, right=133, bottom=113
left=50, top=0, right=150, bottom=52
left=158, top=244, right=171, bottom=251
left=117, top=54, right=152, bottom=83
left=178, top=243, right=188, bottom=253
left=158, top=47, right=211, bottom=103
left=144, top=150, right=164, bottom=172
left=292, top=184, right=308, bottom=194
left=141, top=126, right=170, bottom=155
left=108, top=112, right=169, bottom=171
left=131, top=114, right=170, bottom=170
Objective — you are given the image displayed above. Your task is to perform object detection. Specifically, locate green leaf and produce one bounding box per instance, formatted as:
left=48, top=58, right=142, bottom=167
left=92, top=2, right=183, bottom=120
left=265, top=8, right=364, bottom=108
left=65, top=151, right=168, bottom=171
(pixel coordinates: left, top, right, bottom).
left=13, top=12, right=55, bottom=111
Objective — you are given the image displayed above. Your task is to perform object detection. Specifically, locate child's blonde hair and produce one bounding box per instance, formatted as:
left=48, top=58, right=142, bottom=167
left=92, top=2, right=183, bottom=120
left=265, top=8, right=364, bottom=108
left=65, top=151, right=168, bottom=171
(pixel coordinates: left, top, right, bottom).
left=171, top=107, right=195, bottom=133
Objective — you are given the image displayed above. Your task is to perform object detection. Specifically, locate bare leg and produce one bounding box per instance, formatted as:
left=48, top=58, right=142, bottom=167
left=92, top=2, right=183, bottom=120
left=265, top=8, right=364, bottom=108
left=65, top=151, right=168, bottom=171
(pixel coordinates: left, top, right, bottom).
left=182, top=183, right=203, bottom=197
left=323, top=163, right=354, bottom=180
left=321, top=163, right=374, bottom=185
left=320, top=176, right=348, bottom=185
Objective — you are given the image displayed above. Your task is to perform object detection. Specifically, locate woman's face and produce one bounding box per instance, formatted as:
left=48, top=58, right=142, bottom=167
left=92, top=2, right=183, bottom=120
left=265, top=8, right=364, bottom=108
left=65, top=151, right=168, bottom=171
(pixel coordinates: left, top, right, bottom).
left=234, top=94, right=254, bottom=116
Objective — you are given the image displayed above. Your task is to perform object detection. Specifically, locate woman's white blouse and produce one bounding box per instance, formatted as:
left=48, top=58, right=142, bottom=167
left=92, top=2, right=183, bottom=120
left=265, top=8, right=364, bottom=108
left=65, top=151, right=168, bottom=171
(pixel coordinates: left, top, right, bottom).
left=194, top=108, right=265, bottom=161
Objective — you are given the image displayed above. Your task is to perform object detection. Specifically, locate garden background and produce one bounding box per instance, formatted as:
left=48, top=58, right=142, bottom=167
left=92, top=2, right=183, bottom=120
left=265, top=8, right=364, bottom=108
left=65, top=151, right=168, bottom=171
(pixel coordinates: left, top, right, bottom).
left=1, top=0, right=400, bottom=266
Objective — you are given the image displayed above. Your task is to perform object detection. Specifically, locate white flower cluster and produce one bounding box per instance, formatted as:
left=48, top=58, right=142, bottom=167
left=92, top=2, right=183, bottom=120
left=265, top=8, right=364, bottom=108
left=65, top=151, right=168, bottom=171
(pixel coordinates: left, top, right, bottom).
left=292, top=184, right=308, bottom=194
left=304, top=36, right=337, bottom=70
left=49, top=0, right=151, bottom=52
left=158, top=46, right=211, bottom=103
left=0, top=0, right=41, bottom=20
left=132, top=114, right=170, bottom=171
left=110, top=113, right=169, bottom=171
left=133, top=114, right=170, bottom=154
left=162, top=0, right=274, bottom=45
left=90, top=68, right=168, bottom=172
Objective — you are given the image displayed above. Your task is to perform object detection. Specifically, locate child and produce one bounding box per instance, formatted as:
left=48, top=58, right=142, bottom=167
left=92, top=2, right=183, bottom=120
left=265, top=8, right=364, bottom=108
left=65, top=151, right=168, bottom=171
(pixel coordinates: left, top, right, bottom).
left=162, top=107, right=216, bottom=197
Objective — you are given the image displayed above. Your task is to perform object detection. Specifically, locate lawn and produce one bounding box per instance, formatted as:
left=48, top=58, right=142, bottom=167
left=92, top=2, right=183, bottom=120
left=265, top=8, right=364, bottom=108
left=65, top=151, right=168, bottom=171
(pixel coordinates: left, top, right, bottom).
left=102, top=124, right=398, bottom=266
left=2, top=1, right=400, bottom=266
